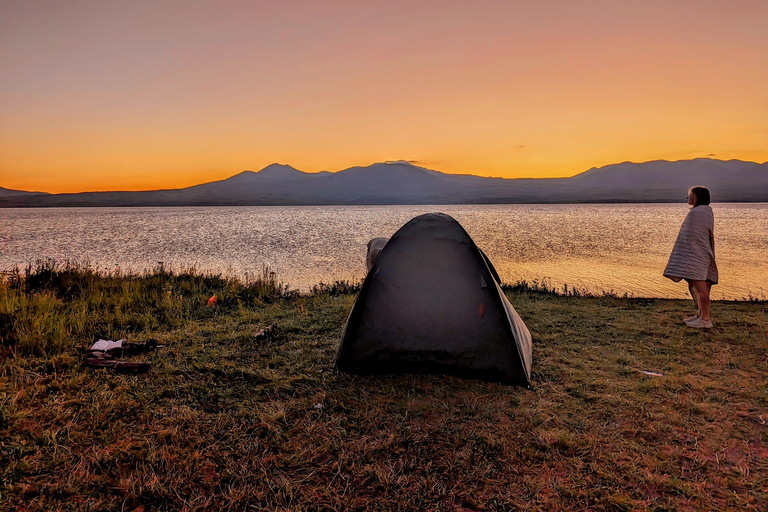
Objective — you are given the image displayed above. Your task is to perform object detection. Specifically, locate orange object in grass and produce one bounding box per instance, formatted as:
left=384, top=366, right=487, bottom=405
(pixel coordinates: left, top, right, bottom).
left=207, top=295, right=216, bottom=307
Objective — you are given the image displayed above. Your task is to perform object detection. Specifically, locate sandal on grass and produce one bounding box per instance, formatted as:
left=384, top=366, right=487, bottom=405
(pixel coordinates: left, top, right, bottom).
left=83, top=358, right=151, bottom=374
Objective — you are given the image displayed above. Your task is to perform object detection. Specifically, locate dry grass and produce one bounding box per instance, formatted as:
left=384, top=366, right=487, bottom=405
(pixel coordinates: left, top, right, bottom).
left=1, top=266, right=767, bottom=511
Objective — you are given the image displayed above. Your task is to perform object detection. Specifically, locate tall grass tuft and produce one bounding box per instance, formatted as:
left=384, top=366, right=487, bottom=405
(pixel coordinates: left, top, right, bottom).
left=310, top=279, right=363, bottom=296
left=0, top=260, right=286, bottom=357
left=502, top=278, right=633, bottom=298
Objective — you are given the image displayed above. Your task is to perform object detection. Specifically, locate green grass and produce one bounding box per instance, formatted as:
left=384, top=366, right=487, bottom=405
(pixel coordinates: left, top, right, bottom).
left=1, top=263, right=767, bottom=511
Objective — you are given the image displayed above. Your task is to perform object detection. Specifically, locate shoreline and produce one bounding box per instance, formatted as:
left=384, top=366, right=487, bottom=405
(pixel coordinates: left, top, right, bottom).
left=3, top=200, right=768, bottom=209
left=2, top=259, right=766, bottom=303
left=4, top=203, right=767, bottom=301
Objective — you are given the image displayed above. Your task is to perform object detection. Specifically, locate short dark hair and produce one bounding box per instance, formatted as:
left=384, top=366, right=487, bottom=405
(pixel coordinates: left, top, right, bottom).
left=689, top=186, right=711, bottom=206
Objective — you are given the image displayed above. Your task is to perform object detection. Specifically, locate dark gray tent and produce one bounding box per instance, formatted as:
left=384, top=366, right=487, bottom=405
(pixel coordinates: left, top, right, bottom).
left=335, top=213, right=532, bottom=386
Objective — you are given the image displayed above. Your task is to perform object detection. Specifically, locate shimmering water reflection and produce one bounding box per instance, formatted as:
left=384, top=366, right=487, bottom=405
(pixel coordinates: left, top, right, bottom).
left=1, top=204, right=766, bottom=299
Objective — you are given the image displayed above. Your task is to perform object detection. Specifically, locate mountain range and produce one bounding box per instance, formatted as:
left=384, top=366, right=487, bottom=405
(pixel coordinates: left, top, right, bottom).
left=1, top=158, right=766, bottom=207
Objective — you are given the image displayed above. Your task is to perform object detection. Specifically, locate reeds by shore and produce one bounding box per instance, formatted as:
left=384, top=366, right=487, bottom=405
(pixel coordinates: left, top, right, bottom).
left=1, top=259, right=290, bottom=357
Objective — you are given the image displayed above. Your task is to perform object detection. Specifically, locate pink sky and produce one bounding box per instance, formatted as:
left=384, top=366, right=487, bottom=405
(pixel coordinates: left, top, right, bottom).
left=1, top=0, right=766, bottom=192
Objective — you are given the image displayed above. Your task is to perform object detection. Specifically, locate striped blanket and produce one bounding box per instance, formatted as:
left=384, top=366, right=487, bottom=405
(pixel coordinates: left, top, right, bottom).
left=664, top=205, right=718, bottom=283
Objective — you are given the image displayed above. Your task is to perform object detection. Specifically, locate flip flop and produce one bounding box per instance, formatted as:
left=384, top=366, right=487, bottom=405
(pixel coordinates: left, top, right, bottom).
left=84, top=358, right=151, bottom=374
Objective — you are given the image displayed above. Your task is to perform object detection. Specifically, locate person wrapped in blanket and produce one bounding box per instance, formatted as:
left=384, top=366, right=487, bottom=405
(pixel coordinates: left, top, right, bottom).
left=664, top=186, right=718, bottom=329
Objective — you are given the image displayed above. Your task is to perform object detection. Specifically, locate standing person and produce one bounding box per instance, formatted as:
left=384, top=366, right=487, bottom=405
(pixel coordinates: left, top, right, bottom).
left=664, top=186, right=718, bottom=328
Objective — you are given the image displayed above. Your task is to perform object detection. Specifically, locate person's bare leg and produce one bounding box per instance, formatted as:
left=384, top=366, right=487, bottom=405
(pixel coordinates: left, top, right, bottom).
left=692, top=280, right=711, bottom=321
left=687, top=280, right=700, bottom=319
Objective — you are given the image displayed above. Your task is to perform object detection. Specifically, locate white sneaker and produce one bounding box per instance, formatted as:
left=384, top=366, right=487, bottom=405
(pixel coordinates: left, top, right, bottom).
left=684, top=315, right=700, bottom=324
left=687, top=317, right=713, bottom=329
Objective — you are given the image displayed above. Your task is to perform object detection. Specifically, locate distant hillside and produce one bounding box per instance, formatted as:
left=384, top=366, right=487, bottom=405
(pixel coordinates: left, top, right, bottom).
left=1, top=159, right=766, bottom=207
left=0, top=186, right=50, bottom=198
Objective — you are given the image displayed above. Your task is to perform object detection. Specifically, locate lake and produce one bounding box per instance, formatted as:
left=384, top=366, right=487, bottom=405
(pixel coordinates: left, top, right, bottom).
left=1, top=204, right=766, bottom=299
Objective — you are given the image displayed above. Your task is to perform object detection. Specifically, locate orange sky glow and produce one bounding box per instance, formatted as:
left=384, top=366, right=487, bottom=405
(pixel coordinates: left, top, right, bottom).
left=1, top=0, right=766, bottom=193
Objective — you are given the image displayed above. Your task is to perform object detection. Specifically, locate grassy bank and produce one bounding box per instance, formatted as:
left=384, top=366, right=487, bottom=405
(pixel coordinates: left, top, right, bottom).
left=1, top=263, right=767, bottom=511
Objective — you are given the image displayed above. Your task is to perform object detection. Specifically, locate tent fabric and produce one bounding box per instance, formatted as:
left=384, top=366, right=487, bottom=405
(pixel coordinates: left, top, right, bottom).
left=335, top=213, right=532, bottom=386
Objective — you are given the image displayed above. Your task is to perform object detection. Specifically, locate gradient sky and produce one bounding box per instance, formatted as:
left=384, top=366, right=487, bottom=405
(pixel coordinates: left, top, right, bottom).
left=1, top=0, right=766, bottom=193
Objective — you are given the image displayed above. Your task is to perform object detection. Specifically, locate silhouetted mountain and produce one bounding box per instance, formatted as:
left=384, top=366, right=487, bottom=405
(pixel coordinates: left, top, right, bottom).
left=0, top=186, right=50, bottom=198
left=219, top=164, right=307, bottom=184
left=1, top=159, right=766, bottom=207
left=569, top=159, right=768, bottom=200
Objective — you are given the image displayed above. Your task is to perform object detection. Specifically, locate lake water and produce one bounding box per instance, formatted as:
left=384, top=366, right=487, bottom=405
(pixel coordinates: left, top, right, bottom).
left=1, top=204, right=766, bottom=299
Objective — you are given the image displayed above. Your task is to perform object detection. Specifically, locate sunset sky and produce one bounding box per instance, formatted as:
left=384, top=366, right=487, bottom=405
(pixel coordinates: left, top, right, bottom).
left=1, top=0, right=766, bottom=193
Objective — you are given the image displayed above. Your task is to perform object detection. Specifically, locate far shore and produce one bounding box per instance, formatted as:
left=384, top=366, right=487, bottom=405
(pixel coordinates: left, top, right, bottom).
left=3, top=199, right=768, bottom=209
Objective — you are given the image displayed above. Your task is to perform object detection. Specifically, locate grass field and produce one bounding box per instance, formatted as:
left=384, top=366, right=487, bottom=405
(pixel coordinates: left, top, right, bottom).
left=1, top=262, right=767, bottom=511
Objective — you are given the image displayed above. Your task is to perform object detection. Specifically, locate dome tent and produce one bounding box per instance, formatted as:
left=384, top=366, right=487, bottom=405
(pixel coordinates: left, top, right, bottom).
left=335, top=213, right=532, bottom=386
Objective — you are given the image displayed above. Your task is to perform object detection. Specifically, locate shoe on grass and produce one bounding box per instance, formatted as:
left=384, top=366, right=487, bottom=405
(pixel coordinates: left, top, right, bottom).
left=687, top=317, right=713, bottom=329
left=684, top=315, right=700, bottom=324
